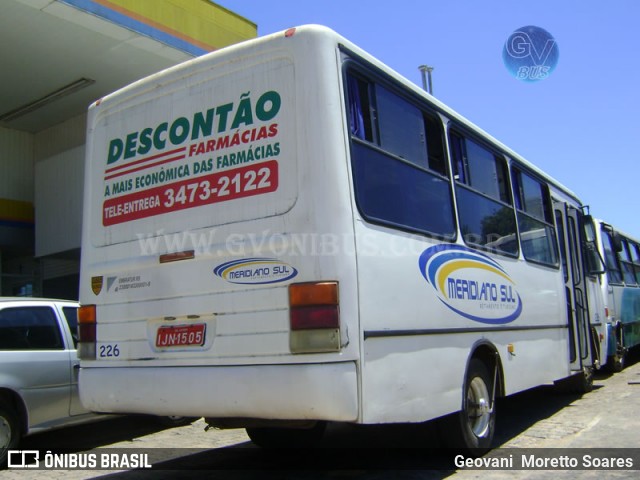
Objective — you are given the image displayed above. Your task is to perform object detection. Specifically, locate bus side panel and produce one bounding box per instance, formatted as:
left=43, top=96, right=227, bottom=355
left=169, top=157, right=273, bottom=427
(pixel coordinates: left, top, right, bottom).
left=620, top=287, right=640, bottom=349
left=355, top=225, right=570, bottom=424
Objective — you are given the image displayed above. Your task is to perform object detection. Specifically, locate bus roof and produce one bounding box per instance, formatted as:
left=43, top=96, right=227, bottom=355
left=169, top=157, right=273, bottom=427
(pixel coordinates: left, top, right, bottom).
left=89, top=24, right=581, bottom=206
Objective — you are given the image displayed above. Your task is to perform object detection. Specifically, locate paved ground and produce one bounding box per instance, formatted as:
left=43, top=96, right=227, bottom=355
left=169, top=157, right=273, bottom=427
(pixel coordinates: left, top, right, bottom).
left=3, top=351, right=639, bottom=479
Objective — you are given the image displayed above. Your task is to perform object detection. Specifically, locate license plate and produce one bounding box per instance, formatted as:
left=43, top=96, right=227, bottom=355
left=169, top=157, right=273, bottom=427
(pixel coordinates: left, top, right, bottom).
left=156, top=324, right=206, bottom=348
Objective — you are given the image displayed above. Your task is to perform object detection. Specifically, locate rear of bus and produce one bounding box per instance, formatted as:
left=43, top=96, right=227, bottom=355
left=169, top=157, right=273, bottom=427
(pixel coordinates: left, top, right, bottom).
left=78, top=26, right=361, bottom=426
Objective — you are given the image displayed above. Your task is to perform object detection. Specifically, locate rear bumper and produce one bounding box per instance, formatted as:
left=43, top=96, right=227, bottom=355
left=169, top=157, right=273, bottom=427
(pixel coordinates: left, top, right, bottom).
left=79, top=362, right=359, bottom=422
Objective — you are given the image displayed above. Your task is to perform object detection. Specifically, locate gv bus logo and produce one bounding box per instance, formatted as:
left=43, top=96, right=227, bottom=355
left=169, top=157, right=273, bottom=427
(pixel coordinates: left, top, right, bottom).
left=419, top=245, right=522, bottom=324
left=214, top=257, right=298, bottom=285
left=502, top=25, right=559, bottom=82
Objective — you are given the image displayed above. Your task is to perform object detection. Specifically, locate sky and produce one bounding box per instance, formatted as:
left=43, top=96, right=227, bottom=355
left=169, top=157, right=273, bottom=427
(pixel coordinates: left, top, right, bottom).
left=217, top=0, right=640, bottom=239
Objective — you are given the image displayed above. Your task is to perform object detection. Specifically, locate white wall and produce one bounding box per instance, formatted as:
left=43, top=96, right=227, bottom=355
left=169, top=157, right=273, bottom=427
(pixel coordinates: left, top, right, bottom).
left=0, top=127, right=34, bottom=201
left=34, top=144, right=85, bottom=257
left=33, top=114, right=87, bottom=257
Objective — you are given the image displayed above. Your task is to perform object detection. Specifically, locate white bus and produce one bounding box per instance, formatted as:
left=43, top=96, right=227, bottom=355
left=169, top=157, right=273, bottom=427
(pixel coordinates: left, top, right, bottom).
left=586, top=217, right=640, bottom=371
left=78, top=25, right=605, bottom=452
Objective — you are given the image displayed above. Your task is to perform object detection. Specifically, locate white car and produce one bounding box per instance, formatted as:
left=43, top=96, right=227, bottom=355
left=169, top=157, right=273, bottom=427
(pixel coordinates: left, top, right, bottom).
left=0, top=297, right=197, bottom=467
left=0, top=298, right=102, bottom=465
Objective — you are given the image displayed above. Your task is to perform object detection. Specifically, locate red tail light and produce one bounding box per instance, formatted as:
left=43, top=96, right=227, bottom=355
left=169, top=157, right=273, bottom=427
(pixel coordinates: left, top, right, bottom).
left=78, top=304, right=97, bottom=359
left=290, top=306, right=339, bottom=330
left=289, top=282, right=340, bottom=354
left=78, top=323, right=96, bottom=342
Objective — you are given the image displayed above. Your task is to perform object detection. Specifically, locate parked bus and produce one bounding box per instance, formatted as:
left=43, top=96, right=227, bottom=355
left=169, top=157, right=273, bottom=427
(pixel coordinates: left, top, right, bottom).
left=585, top=217, right=640, bottom=371
left=78, top=25, right=606, bottom=452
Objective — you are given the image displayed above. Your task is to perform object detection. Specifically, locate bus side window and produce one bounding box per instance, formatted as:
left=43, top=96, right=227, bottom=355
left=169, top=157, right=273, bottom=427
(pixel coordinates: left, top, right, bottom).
left=602, top=229, right=624, bottom=284
left=424, top=114, right=447, bottom=176
left=450, top=131, right=467, bottom=183
left=511, top=168, right=559, bottom=266
left=375, top=85, right=428, bottom=168
left=619, top=239, right=638, bottom=286
left=631, top=243, right=640, bottom=284
left=346, top=72, right=446, bottom=177
left=346, top=71, right=455, bottom=238
left=346, top=74, right=375, bottom=142
left=450, top=129, right=517, bottom=256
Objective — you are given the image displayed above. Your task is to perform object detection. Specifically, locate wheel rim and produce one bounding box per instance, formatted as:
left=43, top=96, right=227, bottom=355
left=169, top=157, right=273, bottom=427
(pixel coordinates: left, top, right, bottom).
left=466, top=376, right=491, bottom=438
left=0, top=415, right=11, bottom=450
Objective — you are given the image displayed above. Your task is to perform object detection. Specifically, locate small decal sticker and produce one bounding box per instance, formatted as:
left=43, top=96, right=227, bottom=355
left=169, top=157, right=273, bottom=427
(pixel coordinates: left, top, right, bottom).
left=106, top=275, right=150, bottom=293
left=214, top=258, right=297, bottom=285
left=91, top=276, right=103, bottom=295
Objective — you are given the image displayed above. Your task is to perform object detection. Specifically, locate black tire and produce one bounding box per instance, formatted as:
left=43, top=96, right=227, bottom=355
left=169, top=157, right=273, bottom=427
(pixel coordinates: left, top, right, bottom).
left=555, top=367, right=593, bottom=394
left=440, top=359, right=495, bottom=455
left=154, top=416, right=199, bottom=427
left=611, top=352, right=625, bottom=373
left=246, top=422, right=326, bottom=448
left=574, top=367, right=594, bottom=393
left=0, top=402, right=21, bottom=468
left=610, top=327, right=626, bottom=373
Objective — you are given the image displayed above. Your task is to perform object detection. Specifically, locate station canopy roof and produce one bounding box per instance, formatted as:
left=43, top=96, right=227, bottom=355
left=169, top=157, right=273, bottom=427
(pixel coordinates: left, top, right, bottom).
left=0, top=0, right=256, bottom=133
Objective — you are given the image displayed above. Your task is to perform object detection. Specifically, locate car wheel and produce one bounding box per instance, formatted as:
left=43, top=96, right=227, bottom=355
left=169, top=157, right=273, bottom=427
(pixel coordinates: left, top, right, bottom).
left=0, top=402, right=21, bottom=467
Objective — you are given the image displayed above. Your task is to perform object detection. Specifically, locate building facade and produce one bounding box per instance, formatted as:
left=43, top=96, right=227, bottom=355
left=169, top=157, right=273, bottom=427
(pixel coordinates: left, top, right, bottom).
left=0, top=0, right=256, bottom=299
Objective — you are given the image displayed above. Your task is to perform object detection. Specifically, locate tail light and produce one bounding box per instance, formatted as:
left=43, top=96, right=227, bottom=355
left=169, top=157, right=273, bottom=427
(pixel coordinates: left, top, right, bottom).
left=78, top=304, right=96, bottom=360
left=289, top=281, right=340, bottom=354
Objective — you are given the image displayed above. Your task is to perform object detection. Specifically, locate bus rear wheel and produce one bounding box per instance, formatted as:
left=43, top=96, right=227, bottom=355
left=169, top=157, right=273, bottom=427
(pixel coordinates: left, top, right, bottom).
left=441, top=358, right=495, bottom=455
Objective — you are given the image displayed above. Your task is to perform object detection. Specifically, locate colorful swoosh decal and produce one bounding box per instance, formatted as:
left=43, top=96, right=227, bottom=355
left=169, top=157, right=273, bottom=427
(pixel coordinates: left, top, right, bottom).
left=419, top=245, right=522, bottom=324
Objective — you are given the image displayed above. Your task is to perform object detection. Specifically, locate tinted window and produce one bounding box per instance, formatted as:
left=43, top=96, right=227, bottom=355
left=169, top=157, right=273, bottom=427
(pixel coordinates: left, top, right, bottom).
left=450, top=130, right=517, bottom=255
left=631, top=243, right=640, bottom=284
left=512, top=168, right=558, bottom=266
left=62, top=306, right=78, bottom=347
left=347, top=71, right=455, bottom=238
left=466, top=140, right=509, bottom=201
left=0, top=306, right=63, bottom=350
left=352, top=143, right=455, bottom=235
left=376, top=85, right=429, bottom=168
left=347, top=75, right=375, bottom=142
left=456, top=188, right=517, bottom=252
left=451, top=132, right=510, bottom=203
left=619, top=240, right=638, bottom=286
left=602, top=230, right=623, bottom=284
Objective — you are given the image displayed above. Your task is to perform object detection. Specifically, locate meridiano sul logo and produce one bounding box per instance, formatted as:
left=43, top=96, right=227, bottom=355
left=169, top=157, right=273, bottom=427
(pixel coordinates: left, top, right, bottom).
left=502, top=25, right=559, bottom=82
left=418, top=245, right=522, bottom=324
left=214, top=258, right=297, bottom=285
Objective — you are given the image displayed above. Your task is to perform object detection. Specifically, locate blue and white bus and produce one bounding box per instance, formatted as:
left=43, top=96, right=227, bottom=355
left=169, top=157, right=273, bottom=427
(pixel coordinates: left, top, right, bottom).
left=587, top=218, right=640, bottom=371
left=78, top=25, right=605, bottom=453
